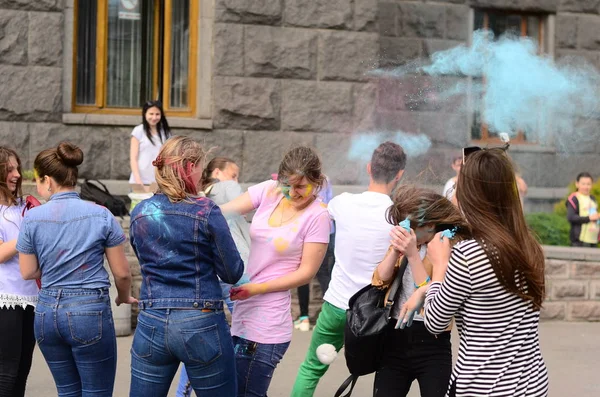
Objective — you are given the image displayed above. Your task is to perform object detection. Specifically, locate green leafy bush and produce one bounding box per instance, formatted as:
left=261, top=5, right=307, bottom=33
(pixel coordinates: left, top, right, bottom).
left=526, top=212, right=571, bottom=246
left=21, top=169, right=35, bottom=182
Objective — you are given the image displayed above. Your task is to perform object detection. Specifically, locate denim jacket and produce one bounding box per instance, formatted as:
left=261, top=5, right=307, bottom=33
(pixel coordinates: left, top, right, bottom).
left=130, top=193, right=244, bottom=310
left=16, top=191, right=126, bottom=289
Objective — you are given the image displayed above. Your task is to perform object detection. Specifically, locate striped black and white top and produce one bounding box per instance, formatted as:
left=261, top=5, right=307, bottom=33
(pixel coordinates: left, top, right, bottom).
left=424, top=239, right=549, bottom=397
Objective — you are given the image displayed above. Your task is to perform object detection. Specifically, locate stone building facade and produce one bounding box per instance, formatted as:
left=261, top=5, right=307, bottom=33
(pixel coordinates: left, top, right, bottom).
left=0, top=0, right=599, bottom=187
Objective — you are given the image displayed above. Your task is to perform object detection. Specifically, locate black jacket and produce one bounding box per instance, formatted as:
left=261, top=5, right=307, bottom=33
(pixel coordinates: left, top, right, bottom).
left=566, top=193, right=597, bottom=244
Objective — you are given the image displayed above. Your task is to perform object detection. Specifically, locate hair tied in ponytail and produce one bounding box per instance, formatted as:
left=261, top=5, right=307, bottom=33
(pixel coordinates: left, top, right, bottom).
left=152, top=155, right=164, bottom=168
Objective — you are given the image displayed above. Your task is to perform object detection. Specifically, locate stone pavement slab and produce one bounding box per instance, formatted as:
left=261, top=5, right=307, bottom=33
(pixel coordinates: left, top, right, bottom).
left=26, top=322, right=600, bottom=396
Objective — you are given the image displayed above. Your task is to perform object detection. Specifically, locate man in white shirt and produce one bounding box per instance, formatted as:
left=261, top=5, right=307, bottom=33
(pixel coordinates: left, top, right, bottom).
left=291, top=142, right=407, bottom=397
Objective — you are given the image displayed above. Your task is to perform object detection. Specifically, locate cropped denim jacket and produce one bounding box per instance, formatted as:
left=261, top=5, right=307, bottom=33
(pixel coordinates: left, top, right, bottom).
left=130, top=193, right=244, bottom=310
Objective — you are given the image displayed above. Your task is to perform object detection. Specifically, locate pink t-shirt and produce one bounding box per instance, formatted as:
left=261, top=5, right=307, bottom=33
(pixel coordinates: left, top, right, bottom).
left=231, top=180, right=331, bottom=344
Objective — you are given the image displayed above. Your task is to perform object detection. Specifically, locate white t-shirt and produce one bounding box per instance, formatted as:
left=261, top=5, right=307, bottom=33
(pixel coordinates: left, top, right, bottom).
left=0, top=202, right=38, bottom=309
left=442, top=177, right=456, bottom=201
left=129, top=124, right=165, bottom=185
left=324, top=191, right=393, bottom=310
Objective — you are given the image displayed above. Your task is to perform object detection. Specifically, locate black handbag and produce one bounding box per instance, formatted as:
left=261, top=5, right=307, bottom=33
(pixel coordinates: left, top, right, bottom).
left=334, top=256, right=409, bottom=397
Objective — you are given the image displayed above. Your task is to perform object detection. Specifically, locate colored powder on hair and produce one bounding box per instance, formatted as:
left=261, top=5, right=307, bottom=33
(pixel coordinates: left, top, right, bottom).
left=399, top=217, right=411, bottom=231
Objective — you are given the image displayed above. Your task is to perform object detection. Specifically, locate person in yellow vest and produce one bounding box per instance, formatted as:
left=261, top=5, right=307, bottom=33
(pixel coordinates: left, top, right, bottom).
left=566, top=172, right=599, bottom=247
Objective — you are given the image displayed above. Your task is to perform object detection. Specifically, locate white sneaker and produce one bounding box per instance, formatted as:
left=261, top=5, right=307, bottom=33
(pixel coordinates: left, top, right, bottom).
left=294, top=317, right=310, bottom=332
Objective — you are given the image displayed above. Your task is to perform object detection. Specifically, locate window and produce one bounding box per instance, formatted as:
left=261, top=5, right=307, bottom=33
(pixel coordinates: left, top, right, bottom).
left=471, top=9, right=547, bottom=142
left=73, top=0, right=198, bottom=116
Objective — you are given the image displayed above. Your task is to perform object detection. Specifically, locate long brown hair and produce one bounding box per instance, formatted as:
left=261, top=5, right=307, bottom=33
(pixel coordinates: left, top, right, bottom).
left=34, top=142, right=83, bottom=187
left=154, top=136, right=206, bottom=202
left=457, top=148, right=545, bottom=310
left=387, top=185, right=470, bottom=242
left=201, top=157, right=236, bottom=191
left=0, top=147, right=23, bottom=206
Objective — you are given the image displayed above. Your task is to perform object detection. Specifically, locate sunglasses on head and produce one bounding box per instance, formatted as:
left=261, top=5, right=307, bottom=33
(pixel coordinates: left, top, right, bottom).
left=462, top=143, right=510, bottom=165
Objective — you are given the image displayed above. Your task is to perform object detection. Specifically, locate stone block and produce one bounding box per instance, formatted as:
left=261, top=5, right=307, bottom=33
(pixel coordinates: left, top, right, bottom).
left=555, top=15, right=578, bottom=49
left=552, top=281, right=588, bottom=300
left=284, top=0, right=352, bottom=29
left=0, top=0, right=64, bottom=11
left=201, top=130, right=244, bottom=165
left=545, top=260, right=569, bottom=279
left=571, top=262, right=600, bottom=278
left=245, top=26, right=317, bottom=79
left=398, top=3, right=445, bottom=39
left=110, top=128, right=132, bottom=180
left=380, top=37, right=421, bottom=67
left=590, top=281, right=600, bottom=300
left=214, top=77, right=281, bottom=130
left=28, top=12, right=63, bottom=66
left=281, top=81, right=353, bottom=132
left=423, top=39, right=464, bottom=58
left=374, top=109, right=420, bottom=134
left=214, top=23, right=244, bottom=77
left=353, top=82, right=377, bottom=132
left=558, top=0, right=600, bottom=13
left=568, top=301, right=600, bottom=321
left=128, top=256, right=140, bottom=277
left=469, top=0, right=558, bottom=12
left=540, top=301, right=566, bottom=320
left=215, top=0, right=282, bottom=25
left=29, top=124, right=112, bottom=179
left=446, top=5, right=469, bottom=41
left=0, top=10, right=28, bottom=65
left=0, top=122, right=30, bottom=168
left=578, top=15, right=600, bottom=51
left=378, top=2, right=397, bottom=37
left=0, top=66, right=61, bottom=121
left=419, top=111, right=470, bottom=147
left=319, top=31, right=379, bottom=82
left=314, top=132, right=364, bottom=185
left=354, top=0, right=377, bottom=32
left=240, top=131, right=312, bottom=183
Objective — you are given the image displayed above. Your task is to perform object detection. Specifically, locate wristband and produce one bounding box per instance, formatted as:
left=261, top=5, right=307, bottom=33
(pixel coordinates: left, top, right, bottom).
left=414, top=276, right=431, bottom=289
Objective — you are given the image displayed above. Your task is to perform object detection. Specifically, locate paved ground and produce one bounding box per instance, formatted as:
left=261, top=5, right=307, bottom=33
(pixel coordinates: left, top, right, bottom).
left=27, top=321, right=599, bottom=396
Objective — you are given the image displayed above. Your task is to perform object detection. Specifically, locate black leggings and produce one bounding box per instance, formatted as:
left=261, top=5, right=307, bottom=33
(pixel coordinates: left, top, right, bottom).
left=297, top=234, right=335, bottom=317
left=374, top=321, right=452, bottom=397
left=0, top=306, right=35, bottom=397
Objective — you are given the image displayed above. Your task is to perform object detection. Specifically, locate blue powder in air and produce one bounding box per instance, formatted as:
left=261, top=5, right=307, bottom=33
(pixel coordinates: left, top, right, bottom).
left=348, top=131, right=432, bottom=162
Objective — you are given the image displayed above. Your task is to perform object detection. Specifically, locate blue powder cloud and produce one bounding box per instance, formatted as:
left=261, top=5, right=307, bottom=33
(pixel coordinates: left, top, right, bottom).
left=348, top=131, right=432, bottom=162
left=364, top=30, right=600, bottom=154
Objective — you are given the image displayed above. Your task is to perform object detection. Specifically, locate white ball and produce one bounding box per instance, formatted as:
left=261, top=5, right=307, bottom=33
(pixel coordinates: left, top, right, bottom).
left=316, top=343, right=338, bottom=365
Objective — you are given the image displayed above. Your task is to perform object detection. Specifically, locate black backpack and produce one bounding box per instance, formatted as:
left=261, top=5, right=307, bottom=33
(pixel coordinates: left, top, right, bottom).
left=80, top=179, right=129, bottom=217
left=334, top=257, right=409, bottom=397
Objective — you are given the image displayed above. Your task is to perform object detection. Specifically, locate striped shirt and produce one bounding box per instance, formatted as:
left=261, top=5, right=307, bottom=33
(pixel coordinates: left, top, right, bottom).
left=424, top=239, right=549, bottom=397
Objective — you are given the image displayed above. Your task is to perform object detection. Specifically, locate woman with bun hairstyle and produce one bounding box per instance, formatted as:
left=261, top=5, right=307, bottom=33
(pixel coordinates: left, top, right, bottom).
left=0, top=147, right=39, bottom=397
left=129, top=100, right=171, bottom=191
left=17, top=142, right=135, bottom=397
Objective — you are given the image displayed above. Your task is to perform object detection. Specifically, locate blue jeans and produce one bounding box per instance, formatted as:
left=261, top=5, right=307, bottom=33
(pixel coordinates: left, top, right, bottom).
left=130, top=308, right=236, bottom=397
left=176, top=283, right=234, bottom=397
left=233, top=336, right=290, bottom=397
left=35, top=288, right=117, bottom=397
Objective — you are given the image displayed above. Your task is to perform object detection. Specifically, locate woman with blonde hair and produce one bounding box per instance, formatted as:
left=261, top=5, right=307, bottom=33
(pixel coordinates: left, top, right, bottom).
left=402, top=147, right=548, bottom=397
left=128, top=136, right=244, bottom=396
left=371, top=185, right=470, bottom=397
left=221, top=146, right=331, bottom=397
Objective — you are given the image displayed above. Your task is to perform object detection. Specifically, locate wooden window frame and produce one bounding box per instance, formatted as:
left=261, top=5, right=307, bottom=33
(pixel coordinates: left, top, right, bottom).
left=472, top=9, right=546, bottom=144
left=71, top=0, right=198, bottom=117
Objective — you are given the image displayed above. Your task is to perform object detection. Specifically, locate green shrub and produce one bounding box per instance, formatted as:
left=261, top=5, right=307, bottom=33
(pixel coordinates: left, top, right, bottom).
left=21, top=169, right=35, bottom=182
left=526, top=212, right=571, bottom=246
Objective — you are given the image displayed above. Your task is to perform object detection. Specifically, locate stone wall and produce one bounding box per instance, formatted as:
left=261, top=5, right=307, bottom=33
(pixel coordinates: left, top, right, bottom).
left=542, top=246, right=600, bottom=321
left=1, top=0, right=600, bottom=188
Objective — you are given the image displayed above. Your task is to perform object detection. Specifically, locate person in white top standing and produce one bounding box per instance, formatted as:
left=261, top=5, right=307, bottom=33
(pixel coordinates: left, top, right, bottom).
left=0, top=147, right=39, bottom=397
left=129, top=100, right=171, bottom=191
left=291, top=141, right=407, bottom=397
left=442, top=156, right=462, bottom=201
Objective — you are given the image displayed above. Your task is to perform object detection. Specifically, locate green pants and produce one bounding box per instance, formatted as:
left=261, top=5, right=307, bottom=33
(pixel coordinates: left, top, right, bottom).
left=291, top=301, right=346, bottom=397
